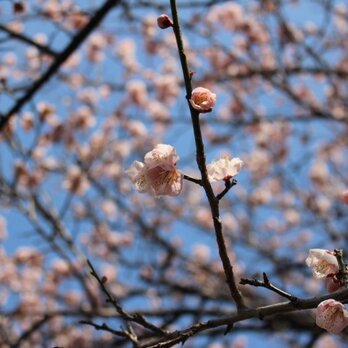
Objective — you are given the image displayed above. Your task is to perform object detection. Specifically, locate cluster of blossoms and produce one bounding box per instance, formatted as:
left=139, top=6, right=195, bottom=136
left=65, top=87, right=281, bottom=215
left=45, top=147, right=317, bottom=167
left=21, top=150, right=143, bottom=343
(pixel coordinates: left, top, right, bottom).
left=306, top=249, right=348, bottom=333
left=126, top=81, right=241, bottom=197
left=126, top=144, right=243, bottom=197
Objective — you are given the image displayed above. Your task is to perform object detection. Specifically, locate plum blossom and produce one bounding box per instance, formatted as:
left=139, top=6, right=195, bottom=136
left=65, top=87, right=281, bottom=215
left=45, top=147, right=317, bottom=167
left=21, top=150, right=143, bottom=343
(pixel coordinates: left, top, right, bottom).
left=306, top=249, right=339, bottom=279
left=189, top=87, right=216, bottom=112
left=126, top=144, right=183, bottom=197
left=207, top=156, right=243, bottom=182
left=316, top=299, right=348, bottom=334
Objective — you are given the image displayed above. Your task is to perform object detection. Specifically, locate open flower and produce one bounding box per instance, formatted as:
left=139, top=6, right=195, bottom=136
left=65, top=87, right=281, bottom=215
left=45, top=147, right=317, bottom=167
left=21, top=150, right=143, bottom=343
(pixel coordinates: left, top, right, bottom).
left=316, top=299, right=348, bottom=334
left=126, top=144, right=183, bottom=197
left=207, top=155, right=243, bottom=182
left=189, top=87, right=216, bottom=112
left=306, top=249, right=339, bottom=279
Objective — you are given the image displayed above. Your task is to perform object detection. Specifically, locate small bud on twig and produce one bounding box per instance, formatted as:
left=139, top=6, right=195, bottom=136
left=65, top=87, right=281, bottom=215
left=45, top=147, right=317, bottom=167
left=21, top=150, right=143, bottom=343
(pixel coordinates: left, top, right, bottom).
left=157, top=14, right=174, bottom=29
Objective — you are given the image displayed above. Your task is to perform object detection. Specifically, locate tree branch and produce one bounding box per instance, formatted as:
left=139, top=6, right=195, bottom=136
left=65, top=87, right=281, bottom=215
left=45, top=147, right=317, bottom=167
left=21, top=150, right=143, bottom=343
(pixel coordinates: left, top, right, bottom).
left=0, top=0, right=121, bottom=131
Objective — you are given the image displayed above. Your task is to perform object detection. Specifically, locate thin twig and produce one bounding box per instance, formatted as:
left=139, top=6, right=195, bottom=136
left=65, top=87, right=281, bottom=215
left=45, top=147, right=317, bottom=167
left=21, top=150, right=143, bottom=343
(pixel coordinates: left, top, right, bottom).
left=240, top=272, right=298, bottom=302
left=183, top=174, right=202, bottom=186
left=0, top=23, right=58, bottom=56
left=87, top=259, right=167, bottom=335
left=0, top=0, right=121, bottom=131
left=80, top=320, right=129, bottom=337
left=216, top=179, right=237, bottom=201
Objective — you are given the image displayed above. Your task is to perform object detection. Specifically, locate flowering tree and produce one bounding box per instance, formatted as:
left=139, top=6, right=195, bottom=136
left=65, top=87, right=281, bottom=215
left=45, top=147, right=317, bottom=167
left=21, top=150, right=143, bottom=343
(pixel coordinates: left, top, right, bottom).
left=1, top=0, right=348, bottom=347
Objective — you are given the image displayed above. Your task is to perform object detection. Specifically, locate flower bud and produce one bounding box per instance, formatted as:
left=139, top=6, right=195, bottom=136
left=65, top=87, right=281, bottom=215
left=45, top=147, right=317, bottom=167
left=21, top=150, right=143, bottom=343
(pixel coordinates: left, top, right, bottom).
left=157, top=14, right=173, bottom=29
left=189, top=87, right=216, bottom=113
left=316, top=299, right=348, bottom=334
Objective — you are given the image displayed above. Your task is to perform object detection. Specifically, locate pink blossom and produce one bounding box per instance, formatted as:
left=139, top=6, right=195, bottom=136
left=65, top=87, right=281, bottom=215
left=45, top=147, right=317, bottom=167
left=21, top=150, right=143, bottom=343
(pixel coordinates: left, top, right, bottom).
left=126, top=144, right=183, bottom=197
left=157, top=14, right=173, bottom=29
left=189, top=87, right=216, bottom=112
left=207, top=156, right=243, bottom=182
left=144, top=144, right=183, bottom=196
left=306, top=249, right=339, bottom=279
left=316, top=299, right=348, bottom=334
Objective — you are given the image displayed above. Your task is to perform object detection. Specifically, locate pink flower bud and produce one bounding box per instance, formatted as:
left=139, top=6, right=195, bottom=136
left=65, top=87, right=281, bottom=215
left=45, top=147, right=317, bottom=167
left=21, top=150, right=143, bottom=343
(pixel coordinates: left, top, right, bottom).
left=189, top=87, right=216, bottom=113
left=342, top=190, right=348, bottom=205
left=157, top=14, right=173, bottom=29
left=316, top=299, right=348, bottom=334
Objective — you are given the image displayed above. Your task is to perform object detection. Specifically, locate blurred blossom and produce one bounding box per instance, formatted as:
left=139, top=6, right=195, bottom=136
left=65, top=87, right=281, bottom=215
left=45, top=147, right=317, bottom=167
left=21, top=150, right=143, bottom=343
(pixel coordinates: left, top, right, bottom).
left=70, top=106, right=96, bottom=130
left=62, top=165, right=90, bottom=195
left=192, top=244, right=210, bottom=263
left=0, top=217, right=7, bottom=240
left=206, top=3, right=244, bottom=31
left=126, top=80, right=148, bottom=107
left=21, top=112, right=34, bottom=131
left=147, top=100, right=170, bottom=123
left=126, top=120, right=147, bottom=138
left=14, top=247, right=43, bottom=266
left=153, top=74, right=180, bottom=105
left=37, top=102, right=56, bottom=123
left=316, top=299, right=348, bottom=334
left=313, top=334, right=341, bottom=348
left=101, top=199, right=118, bottom=219
left=67, top=12, right=89, bottom=30
left=87, top=33, right=107, bottom=62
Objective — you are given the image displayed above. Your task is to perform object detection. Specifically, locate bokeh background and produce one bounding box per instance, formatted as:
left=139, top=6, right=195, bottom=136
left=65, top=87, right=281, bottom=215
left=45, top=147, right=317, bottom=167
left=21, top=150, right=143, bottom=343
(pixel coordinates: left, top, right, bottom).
left=1, top=0, right=348, bottom=347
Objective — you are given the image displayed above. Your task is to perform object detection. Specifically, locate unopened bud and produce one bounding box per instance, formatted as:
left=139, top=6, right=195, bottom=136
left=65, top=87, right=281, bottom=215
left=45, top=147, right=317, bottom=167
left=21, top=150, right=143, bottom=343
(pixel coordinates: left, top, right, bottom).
left=157, top=14, right=173, bottom=29
left=14, top=2, right=26, bottom=14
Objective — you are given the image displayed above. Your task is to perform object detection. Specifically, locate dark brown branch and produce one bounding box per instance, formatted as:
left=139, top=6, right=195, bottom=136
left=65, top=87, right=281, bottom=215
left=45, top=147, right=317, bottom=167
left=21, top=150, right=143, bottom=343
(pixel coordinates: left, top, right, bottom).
left=216, top=179, right=237, bottom=201
left=11, top=315, right=51, bottom=348
left=0, top=0, right=121, bottom=131
left=80, top=320, right=130, bottom=338
left=140, top=287, right=348, bottom=348
left=170, top=0, right=246, bottom=311
left=0, top=23, right=58, bottom=56
left=183, top=174, right=202, bottom=186
left=240, top=272, right=297, bottom=302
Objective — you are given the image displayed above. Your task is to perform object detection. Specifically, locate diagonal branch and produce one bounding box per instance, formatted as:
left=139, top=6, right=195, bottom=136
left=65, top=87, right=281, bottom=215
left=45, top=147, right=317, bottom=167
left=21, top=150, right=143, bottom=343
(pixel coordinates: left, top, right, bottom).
left=141, top=287, right=348, bottom=348
left=0, top=0, right=121, bottom=132
left=0, top=23, right=58, bottom=56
